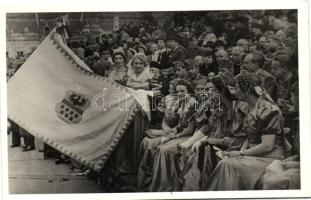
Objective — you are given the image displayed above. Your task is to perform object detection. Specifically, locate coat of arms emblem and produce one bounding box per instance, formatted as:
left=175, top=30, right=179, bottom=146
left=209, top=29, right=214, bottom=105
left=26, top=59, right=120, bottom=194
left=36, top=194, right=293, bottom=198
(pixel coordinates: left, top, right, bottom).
left=56, top=91, right=91, bottom=124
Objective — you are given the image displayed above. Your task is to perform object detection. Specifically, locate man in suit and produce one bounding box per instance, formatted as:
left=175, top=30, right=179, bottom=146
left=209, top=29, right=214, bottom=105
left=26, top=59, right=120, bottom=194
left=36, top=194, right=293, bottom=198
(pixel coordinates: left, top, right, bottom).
left=231, top=46, right=246, bottom=75
left=166, top=34, right=186, bottom=66
left=8, top=120, right=21, bottom=148
left=157, top=38, right=171, bottom=70
left=19, top=127, right=35, bottom=152
left=241, top=52, right=278, bottom=101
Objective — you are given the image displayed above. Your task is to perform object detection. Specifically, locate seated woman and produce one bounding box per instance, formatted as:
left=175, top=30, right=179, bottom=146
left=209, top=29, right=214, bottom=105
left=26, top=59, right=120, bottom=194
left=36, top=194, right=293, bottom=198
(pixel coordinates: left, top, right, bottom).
left=203, top=72, right=285, bottom=191
left=136, top=108, right=180, bottom=191
left=136, top=80, right=184, bottom=191
left=259, top=154, right=300, bottom=189
left=108, top=48, right=128, bottom=85
left=126, top=53, right=153, bottom=90
left=258, top=82, right=300, bottom=190
left=99, top=54, right=153, bottom=192
left=126, top=53, right=156, bottom=178
left=178, top=75, right=248, bottom=191
left=149, top=79, right=197, bottom=192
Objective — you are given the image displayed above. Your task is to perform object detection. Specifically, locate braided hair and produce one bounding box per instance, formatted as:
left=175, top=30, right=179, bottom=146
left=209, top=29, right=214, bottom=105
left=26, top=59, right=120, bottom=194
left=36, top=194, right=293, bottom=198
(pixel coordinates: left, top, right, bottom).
left=210, top=74, right=237, bottom=100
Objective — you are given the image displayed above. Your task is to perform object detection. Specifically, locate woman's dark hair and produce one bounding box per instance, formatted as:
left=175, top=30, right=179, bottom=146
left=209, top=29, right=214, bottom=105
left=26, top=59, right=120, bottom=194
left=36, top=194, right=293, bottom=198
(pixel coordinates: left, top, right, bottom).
left=203, top=41, right=215, bottom=49
left=112, top=50, right=127, bottom=63
left=211, top=74, right=237, bottom=100
left=100, top=46, right=112, bottom=56
left=235, top=71, right=262, bottom=96
left=175, top=79, right=195, bottom=95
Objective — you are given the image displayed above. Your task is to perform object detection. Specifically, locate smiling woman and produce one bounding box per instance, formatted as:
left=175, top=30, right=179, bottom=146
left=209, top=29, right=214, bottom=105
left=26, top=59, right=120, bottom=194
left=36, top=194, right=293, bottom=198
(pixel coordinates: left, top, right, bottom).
left=126, top=53, right=153, bottom=90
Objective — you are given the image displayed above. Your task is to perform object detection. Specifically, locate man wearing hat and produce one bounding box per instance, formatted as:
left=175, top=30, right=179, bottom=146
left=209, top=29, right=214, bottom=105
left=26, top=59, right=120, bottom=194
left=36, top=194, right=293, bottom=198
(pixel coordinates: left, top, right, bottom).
left=166, top=33, right=186, bottom=65
left=168, top=60, right=191, bottom=91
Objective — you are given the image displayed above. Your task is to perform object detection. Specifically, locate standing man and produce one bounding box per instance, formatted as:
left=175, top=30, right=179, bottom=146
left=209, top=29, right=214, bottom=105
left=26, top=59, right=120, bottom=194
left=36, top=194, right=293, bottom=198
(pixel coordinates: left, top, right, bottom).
left=231, top=46, right=246, bottom=75
left=19, top=128, right=35, bottom=152
left=157, top=38, right=170, bottom=70
left=8, top=120, right=21, bottom=148
left=148, top=43, right=159, bottom=67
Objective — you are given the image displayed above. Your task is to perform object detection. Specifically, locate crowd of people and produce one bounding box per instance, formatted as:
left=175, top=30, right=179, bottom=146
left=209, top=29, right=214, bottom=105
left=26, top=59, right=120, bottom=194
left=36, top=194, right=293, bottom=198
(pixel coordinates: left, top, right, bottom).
left=7, top=10, right=300, bottom=192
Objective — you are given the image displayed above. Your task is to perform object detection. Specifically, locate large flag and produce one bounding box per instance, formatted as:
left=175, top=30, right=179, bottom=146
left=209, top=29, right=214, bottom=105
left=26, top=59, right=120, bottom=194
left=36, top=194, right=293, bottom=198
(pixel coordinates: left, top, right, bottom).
left=7, top=30, right=138, bottom=172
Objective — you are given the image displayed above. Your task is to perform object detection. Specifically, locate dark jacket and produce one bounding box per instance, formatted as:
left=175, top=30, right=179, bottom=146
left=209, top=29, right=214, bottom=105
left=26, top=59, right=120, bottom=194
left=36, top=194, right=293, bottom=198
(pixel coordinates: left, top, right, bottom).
left=256, top=69, right=278, bottom=102
left=168, top=45, right=186, bottom=64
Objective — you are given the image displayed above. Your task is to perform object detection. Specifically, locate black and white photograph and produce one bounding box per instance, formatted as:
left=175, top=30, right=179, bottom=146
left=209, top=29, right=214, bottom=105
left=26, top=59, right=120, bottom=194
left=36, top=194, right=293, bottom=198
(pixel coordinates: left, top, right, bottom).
left=1, top=0, right=310, bottom=199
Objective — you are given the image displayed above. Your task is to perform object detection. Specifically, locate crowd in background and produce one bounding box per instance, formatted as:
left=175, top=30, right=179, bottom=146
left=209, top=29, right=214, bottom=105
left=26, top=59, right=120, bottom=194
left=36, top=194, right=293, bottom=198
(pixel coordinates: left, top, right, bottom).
left=7, top=10, right=300, bottom=192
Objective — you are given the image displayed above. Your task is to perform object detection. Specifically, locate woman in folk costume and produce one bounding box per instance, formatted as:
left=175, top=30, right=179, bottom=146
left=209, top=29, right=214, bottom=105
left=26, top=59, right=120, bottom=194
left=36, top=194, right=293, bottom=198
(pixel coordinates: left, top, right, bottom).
left=136, top=81, right=180, bottom=191
left=258, top=154, right=300, bottom=190
left=108, top=48, right=128, bottom=85
left=126, top=53, right=153, bottom=90
left=99, top=54, right=153, bottom=192
left=177, top=75, right=248, bottom=191
left=203, top=72, right=285, bottom=191
left=258, top=82, right=300, bottom=190
left=125, top=53, right=155, bottom=180
left=149, top=79, right=197, bottom=192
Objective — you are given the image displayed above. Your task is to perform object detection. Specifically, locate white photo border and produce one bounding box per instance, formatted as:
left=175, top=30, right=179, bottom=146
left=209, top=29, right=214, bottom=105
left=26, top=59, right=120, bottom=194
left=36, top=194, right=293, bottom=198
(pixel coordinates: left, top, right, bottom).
left=0, top=0, right=310, bottom=199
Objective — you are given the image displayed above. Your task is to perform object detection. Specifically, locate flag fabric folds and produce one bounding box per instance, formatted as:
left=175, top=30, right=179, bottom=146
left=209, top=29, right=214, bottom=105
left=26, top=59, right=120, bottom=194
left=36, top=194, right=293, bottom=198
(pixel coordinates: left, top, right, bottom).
left=7, top=31, right=138, bottom=172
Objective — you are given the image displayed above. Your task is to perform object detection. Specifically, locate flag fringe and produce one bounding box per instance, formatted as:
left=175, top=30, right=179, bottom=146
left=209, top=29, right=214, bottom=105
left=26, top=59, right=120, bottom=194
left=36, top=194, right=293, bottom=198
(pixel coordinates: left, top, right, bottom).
left=8, top=102, right=139, bottom=172
left=8, top=33, right=139, bottom=172
left=48, top=34, right=131, bottom=94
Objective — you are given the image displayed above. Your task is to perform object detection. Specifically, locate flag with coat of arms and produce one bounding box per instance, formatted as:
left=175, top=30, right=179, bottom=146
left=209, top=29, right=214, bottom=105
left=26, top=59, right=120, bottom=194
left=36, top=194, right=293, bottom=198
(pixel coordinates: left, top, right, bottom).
left=7, top=27, right=139, bottom=172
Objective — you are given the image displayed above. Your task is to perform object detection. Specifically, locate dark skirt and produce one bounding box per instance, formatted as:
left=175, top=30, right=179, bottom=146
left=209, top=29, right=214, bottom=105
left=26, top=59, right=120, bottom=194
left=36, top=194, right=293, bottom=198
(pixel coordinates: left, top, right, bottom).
left=137, top=137, right=162, bottom=191
left=179, top=144, right=219, bottom=191
left=99, top=111, right=149, bottom=192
